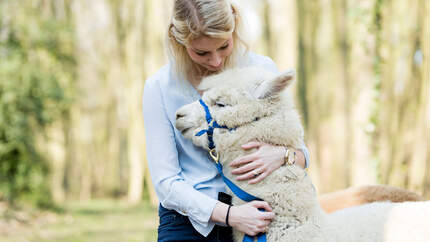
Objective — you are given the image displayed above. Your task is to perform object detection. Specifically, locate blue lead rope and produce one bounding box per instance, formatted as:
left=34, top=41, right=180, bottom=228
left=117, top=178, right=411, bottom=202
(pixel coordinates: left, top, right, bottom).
left=195, top=99, right=267, bottom=242
left=215, top=162, right=267, bottom=242
left=215, top=162, right=262, bottom=202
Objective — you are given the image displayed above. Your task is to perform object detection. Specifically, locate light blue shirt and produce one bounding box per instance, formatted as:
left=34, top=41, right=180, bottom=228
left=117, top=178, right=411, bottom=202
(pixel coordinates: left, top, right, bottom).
left=142, top=52, right=310, bottom=237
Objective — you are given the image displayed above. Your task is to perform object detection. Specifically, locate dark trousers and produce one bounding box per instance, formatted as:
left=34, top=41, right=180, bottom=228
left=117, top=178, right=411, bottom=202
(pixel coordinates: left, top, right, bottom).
left=157, top=204, right=234, bottom=242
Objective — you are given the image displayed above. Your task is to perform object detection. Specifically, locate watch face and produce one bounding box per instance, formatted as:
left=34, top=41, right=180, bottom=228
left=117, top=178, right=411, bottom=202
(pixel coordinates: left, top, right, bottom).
left=287, top=154, right=293, bottom=165
left=284, top=149, right=290, bottom=165
left=287, top=150, right=296, bottom=165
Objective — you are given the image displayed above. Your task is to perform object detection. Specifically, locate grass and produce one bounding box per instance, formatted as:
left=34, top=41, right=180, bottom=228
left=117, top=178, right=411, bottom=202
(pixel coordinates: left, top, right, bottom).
left=0, top=199, right=158, bottom=242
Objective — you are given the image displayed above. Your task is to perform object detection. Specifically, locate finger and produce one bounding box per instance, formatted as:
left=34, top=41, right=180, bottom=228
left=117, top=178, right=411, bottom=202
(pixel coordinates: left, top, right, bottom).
left=258, top=220, right=270, bottom=228
left=261, top=224, right=270, bottom=233
left=230, top=153, right=257, bottom=167
left=260, top=211, right=276, bottom=220
left=231, top=162, right=260, bottom=175
left=250, top=201, right=271, bottom=210
left=236, top=168, right=263, bottom=181
left=241, top=141, right=264, bottom=150
left=248, top=170, right=269, bottom=184
left=251, top=201, right=273, bottom=212
left=257, top=222, right=267, bottom=231
left=258, top=221, right=270, bottom=231
left=236, top=167, right=264, bottom=181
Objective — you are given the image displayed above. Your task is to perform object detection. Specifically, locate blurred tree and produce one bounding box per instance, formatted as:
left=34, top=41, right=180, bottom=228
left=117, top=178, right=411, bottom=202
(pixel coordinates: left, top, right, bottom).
left=68, top=0, right=165, bottom=204
left=374, top=0, right=430, bottom=195
left=292, top=0, right=430, bottom=195
left=0, top=0, right=75, bottom=206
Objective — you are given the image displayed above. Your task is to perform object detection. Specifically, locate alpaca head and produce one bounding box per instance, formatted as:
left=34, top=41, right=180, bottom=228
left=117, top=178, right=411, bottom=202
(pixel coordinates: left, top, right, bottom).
left=175, top=67, right=295, bottom=150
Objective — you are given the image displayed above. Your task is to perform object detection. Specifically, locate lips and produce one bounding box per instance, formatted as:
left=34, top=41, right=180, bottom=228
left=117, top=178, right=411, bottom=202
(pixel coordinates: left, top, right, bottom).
left=181, top=127, right=190, bottom=134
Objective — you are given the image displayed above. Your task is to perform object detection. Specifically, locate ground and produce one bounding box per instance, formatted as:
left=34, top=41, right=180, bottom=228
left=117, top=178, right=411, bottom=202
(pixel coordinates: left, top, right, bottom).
left=0, top=200, right=158, bottom=242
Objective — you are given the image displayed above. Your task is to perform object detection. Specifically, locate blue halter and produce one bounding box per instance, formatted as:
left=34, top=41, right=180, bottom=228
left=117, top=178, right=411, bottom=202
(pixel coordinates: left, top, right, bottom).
left=195, top=99, right=231, bottom=150
left=195, top=99, right=267, bottom=242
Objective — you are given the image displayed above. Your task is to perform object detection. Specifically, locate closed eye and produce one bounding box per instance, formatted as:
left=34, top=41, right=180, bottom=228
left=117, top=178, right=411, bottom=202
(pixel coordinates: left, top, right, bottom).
left=215, top=102, right=226, bottom=107
left=195, top=43, right=229, bottom=56
left=196, top=51, right=208, bottom=56
left=219, top=44, right=229, bottom=50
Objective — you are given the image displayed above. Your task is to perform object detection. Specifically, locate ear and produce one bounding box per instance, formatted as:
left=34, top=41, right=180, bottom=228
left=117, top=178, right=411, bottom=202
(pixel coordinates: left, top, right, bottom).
left=253, top=70, right=295, bottom=99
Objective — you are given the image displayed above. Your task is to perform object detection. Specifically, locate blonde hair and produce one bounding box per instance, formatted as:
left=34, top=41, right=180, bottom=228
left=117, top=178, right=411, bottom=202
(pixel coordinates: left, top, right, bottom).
left=167, top=0, right=248, bottom=82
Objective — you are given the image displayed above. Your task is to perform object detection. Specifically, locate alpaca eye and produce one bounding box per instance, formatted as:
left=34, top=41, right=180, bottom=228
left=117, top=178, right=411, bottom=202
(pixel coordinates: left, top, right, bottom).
left=215, top=102, right=226, bottom=107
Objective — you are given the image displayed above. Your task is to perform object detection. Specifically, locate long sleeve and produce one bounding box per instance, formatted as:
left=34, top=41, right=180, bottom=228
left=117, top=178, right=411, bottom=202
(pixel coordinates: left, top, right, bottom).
left=300, top=146, right=310, bottom=168
left=142, top=77, right=218, bottom=236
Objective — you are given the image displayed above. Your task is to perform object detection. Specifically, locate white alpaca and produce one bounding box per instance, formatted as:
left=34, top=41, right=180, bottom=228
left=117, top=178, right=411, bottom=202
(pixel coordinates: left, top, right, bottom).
left=175, top=67, right=430, bottom=242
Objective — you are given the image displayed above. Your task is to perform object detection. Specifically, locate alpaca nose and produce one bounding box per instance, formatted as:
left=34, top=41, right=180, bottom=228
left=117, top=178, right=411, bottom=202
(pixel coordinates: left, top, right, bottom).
left=176, top=111, right=185, bottom=120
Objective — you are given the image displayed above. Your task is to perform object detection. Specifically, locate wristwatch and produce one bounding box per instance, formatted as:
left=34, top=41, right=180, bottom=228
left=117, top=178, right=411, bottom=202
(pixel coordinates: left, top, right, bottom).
left=283, top=147, right=296, bottom=166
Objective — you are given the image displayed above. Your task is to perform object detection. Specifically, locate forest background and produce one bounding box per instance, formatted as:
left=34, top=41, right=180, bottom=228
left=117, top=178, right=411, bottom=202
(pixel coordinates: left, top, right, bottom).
left=1, top=0, right=429, bottom=241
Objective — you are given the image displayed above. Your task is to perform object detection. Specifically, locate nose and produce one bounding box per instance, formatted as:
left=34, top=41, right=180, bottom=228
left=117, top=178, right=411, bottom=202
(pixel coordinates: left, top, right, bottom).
left=208, top=53, right=222, bottom=67
left=176, top=111, right=185, bottom=120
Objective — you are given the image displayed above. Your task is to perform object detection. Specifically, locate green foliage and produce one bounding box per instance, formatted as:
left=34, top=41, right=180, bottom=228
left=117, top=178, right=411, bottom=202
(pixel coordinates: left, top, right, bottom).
left=0, top=1, right=75, bottom=205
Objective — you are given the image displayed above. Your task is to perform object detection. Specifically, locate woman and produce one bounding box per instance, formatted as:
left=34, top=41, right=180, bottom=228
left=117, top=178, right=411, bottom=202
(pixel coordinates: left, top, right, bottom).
left=143, top=0, right=310, bottom=241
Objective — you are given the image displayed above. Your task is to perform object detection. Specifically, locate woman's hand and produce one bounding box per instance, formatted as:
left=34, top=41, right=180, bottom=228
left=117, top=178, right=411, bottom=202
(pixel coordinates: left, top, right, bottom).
left=230, top=141, right=305, bottom=184
left=229, top=201, right=275, bottom=236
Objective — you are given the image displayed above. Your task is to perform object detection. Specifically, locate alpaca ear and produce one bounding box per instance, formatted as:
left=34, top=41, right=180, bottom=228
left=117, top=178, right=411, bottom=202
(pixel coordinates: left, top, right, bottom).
left=253, top=70, right=295, bottom=99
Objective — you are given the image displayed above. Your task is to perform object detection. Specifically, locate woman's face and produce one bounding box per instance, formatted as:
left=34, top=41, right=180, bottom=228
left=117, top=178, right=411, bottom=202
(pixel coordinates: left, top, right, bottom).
left=185, top=34, right=234, bottom=72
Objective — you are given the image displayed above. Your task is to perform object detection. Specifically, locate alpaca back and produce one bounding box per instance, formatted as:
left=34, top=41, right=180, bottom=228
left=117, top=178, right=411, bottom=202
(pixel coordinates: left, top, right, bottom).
left=328, top=201, right=430, bottom=242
